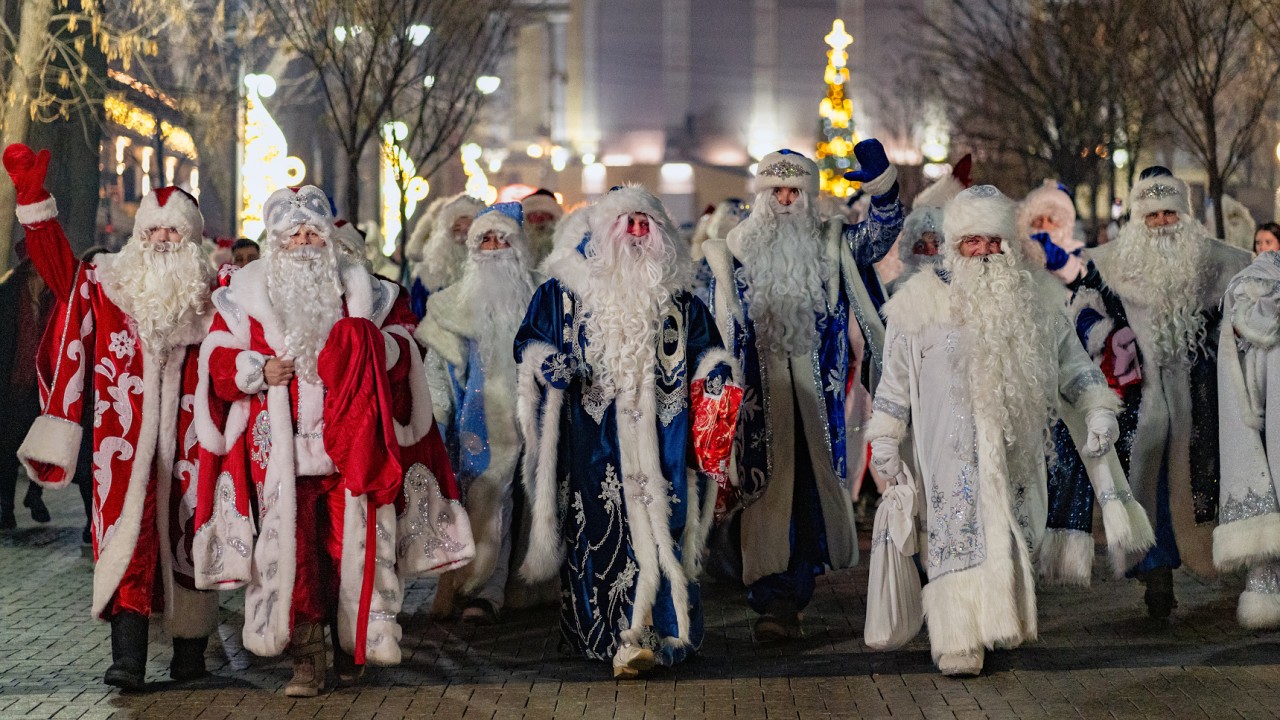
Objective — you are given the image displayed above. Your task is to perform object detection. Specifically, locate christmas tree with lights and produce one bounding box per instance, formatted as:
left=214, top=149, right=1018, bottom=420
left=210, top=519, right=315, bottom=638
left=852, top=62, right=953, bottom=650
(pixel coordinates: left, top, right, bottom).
left=816, top=19, right=859, bottom=197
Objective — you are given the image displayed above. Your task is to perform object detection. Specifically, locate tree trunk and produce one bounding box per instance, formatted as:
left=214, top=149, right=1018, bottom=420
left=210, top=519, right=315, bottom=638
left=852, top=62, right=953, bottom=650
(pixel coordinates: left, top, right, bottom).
left=0, top=0, right=56, bottom=273
left=1209, top=171, right=1226, bottom=241
left=345, top=148, right=362, bottom=225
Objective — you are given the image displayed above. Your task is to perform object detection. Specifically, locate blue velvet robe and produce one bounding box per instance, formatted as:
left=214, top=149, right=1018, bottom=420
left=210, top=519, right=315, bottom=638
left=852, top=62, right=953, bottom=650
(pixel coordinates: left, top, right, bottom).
left=514, top=278, right=732, bottom=665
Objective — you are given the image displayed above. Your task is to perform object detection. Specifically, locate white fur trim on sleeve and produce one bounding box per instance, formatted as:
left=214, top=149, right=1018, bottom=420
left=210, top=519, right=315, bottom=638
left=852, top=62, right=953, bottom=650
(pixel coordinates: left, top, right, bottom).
left=234, top=350, right=267, bottom=395
left=865, top=410, right=907, bottom=442
left=860, top=164, right=898, bottom=198
left=16, top=415, right=82, bottom=489
left=1074, top=382, right=1122, bottom=415
left=1102, top=496, right=1155, bottom=576
left=1214, top=513, right=1280, bottom=572
left=692, top=347, right=741, bottom=385
left=1069, top=288, right=1113, bottom=359
left=15, top=196, right=57, bottom=226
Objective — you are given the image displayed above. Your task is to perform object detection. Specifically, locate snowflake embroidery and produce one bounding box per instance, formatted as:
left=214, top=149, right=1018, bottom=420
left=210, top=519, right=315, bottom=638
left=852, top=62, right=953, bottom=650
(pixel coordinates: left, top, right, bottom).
left=108, top=330, right=135, bottom=360
left=824, top=367, right=845, bottom=398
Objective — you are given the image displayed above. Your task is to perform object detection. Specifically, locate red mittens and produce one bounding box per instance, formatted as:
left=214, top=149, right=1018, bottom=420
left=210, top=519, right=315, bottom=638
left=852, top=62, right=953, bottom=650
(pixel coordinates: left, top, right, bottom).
left=3, top=143, right=52, bottom=206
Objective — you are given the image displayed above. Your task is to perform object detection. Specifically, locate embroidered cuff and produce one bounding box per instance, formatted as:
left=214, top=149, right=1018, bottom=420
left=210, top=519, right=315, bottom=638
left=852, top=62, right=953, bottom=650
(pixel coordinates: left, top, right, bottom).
left=541, top=352, right=580, bottom=389
left=235, top=351, right=267, bottom=395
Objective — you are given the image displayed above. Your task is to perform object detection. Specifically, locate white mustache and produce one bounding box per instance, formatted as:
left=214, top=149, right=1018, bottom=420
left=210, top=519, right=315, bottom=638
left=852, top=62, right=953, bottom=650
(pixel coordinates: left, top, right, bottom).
left=146, top=241, right=180, bottom=254
left=283, top=246, right=323, bottom=261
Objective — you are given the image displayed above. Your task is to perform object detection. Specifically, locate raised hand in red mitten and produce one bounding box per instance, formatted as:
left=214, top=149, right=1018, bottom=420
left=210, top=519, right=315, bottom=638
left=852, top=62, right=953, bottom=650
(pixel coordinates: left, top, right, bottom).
left=3, top=143, right=52, bottom=205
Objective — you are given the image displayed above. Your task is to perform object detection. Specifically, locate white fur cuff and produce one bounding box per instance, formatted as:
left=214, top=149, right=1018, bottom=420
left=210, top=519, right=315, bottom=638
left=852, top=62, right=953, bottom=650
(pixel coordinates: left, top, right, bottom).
left=1214, top=514, right=1280, bottom=572
left=17, top=415, right=82, bottom=488
left=1102, top=498, right=1155, bottom=577
left=693, top=347, right=741, bottom=385
left=1076, top=383, right=1121, bottom=415
left=1238, top=589, right=1280, bottom=630
left=861, top=165, right=898, bottom=198
left=15, top=196, right=57, bottom=225
left=865, top=410, right=907, bottom=442
left=235, top=351, right=267, bottom=395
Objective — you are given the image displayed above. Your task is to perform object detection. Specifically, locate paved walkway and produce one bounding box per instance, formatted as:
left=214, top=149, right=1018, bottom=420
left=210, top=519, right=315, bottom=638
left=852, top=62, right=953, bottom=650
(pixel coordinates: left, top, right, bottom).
left=3, top=479, right=1279, bottom=719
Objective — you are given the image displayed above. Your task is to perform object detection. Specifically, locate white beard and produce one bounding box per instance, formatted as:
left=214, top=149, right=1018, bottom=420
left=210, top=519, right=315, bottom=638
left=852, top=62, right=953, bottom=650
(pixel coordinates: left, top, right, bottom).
left=525, top=220, right=557, bottom=261
left=418, top=229, right=468, bottom=291
left=948, top=254, right=1059, bottom=467
left=454, top=248, right=536, bottom=365
left=1111, top=219, right=1211, bottom=365
left=267, top=244, right=345, bottom=382
left=579, top=220, right=676, bottom=399
left=107, top=240, right=212, bottom=354
left=736, top=190, right=827, bottom=356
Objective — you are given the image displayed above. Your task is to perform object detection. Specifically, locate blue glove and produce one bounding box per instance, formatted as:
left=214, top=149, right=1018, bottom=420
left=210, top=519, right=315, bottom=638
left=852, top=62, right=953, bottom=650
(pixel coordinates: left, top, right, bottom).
left=1031, top=232, right=1069, bottom=271
left=843, top=139, right=897, bottom=196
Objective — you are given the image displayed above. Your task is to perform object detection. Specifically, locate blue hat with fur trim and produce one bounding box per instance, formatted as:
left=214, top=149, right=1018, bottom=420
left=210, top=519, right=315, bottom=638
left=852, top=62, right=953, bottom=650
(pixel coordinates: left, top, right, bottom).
left=477, top=201, right=524, bottom=227
left=467, top=201, right=527, bottom=251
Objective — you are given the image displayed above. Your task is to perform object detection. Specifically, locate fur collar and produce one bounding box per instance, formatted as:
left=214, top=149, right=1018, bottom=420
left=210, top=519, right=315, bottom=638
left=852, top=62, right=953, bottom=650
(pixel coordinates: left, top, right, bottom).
left=880, top=270, right=951, bottom=336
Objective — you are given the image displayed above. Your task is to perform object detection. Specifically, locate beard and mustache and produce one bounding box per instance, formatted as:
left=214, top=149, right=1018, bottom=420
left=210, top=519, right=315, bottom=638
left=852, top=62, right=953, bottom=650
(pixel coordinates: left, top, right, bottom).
left=579, top=216, right=679, bottom=398
left=947, top=252, right=1058, bottom=458
left=454, top=247, right=536, bottom=365
left=736, top=190, right=827, bottom=356
left=108, top=239, right=213, bottom=354
left=267, top=242, right=346, bottom=383
left=1112, top=218, right=1210, bottom=364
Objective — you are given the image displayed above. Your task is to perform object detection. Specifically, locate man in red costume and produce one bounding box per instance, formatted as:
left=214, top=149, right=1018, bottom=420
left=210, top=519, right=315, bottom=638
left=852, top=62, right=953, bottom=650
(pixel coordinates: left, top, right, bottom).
left=193, top=185, right=473, bottom=696
left=5, top=143, right=219, bottom=690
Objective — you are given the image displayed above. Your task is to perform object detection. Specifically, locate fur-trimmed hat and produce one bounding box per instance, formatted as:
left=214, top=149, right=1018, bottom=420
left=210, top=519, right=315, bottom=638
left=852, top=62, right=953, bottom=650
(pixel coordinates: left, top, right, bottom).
left=521, top=188, right=562, bottom=220
left=468, top=201, right=526, bottom=251
left=263, top=185, right=333, bottom=245
left=1128, top=172, right=1192, bottom=220
left=755, top=149, right=820, bottom=196
left=899, top=206, right=944, bottom=263
left=1018, top=179, right=1076, bottom=233
left=435, top=193, right=487, bottom=238
left=942, top=185, right=1021, bottom=259
left=589, top=183, right=677, bottom=237
left=134, top=186, right=203, bottom=244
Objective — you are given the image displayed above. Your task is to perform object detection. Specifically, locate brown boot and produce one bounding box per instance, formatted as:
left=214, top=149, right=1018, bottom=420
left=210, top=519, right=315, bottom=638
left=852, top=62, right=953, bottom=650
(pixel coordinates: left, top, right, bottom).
left=284, top=623, right=326, bottom=697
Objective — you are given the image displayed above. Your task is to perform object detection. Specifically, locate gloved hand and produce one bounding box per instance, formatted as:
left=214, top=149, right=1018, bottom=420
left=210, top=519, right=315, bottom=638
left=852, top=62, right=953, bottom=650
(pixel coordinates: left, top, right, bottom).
left=843, top=139, right=897, bottom=197
left=870, top=435, right=904, bottom=484
left=1083, top=408, right=1119, bottom=458
left=3, top=143, right=52, bottom=206
left=1031, top=231, right=1070, bottom=271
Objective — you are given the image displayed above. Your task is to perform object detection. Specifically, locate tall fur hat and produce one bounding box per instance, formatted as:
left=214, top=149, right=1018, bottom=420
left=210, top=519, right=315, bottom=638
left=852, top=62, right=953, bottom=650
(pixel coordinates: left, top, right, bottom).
left=434, top=193, right=487, bottom=238
left=262, top=185, right=334, bottom=246
left=755, top=149, right=820, bottom=196
left=521, top=188, right=562, bottom=220
left=942, top=185, right=1022, bottom=260
left=467, top=201, right=526, bottom=251
left=899, top=206, right=944, bottom=263
left=1128, top=171, right=1191, bottom=220
left=134, top=186, right=203, bottom=244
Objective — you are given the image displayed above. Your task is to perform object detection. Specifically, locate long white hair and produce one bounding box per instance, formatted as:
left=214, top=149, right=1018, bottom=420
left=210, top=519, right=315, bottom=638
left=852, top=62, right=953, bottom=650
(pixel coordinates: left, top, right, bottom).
left=267, top=235, right=346, bottom=382
left=733, top=189, right=827, bottom=356
left=106, top=239, right=212, bottom=353
left=578, top=214, right=677, bottom=398
left=1111, top=217, right=1211, bottom=365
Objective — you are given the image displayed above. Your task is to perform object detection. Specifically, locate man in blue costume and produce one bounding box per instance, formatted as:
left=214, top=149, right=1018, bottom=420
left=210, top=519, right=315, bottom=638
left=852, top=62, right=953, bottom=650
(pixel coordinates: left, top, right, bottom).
left=1063, top=167, right=1249, bottom=616
left=701, top=140, right=903, bottom=640
left=514, top=185, right=740, bottom=678
left=419, top=202, right=536, bottom=624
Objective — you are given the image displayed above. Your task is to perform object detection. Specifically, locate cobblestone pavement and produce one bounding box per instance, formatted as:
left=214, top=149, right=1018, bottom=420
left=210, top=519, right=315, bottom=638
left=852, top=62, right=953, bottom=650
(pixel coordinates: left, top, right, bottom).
left=4, top=479, right=1280, bottom=719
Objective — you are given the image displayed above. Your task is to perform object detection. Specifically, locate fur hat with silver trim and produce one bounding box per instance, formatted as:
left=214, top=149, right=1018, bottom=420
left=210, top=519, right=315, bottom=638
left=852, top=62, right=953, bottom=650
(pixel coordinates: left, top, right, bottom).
left=133, top=186, right=204, bottom=244
left=1128, top=167, right=1191, bottom=220
left=262, top=185, right=334, bottom=249
left=755, top=149, right=820, bottom=196
left=941, top=185, right=1022, bottom=260
left=467, top=201, right=526, bottom=251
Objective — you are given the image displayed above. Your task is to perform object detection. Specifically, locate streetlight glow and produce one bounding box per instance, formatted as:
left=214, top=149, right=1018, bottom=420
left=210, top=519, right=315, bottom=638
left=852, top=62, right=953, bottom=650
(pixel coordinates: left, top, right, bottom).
left=476, top=76, right=501, bottom=95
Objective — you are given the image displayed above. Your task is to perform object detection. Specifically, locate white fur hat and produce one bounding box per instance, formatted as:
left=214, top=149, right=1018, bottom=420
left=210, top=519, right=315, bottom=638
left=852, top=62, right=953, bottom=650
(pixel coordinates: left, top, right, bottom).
left=755, top=150, right=820, bottom=196
left=1018, top=179, right=1076, bottom=233
left=133, top=186, right=204, bottom=244
left=912, top=174, right=964, bottom=210
left=899, top=206, right=944, bottom=262
left=521, top=189, right=562, bottom=220
left=263, top=185, right=333, bottom=245
left=467, top=201, right=526, bottom=251
left=589, top=183, right=677, bottom=236
left=434, top=193, right=486, bottom=236
left=942, top=185, right=1021, bottom=259
left=1128, top=173, right=1191, bottom=220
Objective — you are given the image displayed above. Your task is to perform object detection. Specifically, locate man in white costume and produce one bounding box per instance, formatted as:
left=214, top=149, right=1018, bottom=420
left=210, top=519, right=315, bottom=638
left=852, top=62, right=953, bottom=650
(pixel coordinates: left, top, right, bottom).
left=867, top=185, right=1149, bottom=676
